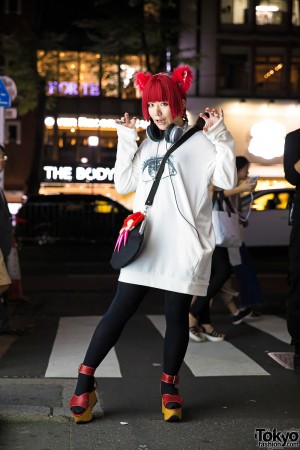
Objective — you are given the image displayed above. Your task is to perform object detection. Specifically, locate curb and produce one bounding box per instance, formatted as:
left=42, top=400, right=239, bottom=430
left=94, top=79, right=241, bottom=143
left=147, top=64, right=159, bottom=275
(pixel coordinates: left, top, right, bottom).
left=0, top=378, right=104, bottom=422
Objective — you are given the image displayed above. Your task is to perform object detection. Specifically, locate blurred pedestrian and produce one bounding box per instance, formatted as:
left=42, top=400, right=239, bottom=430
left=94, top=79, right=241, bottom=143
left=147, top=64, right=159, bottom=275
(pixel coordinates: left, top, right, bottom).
left=70, top=66, right=236, bottom=423
left=189, top=156, right=262, bottom=341
left=227, top=157, right=263, bottom=318
left=283, top=128, right=300, bottom=374
left=0, top=247, right=12, bottom=333
left=0, top=145, right=18, bottom=335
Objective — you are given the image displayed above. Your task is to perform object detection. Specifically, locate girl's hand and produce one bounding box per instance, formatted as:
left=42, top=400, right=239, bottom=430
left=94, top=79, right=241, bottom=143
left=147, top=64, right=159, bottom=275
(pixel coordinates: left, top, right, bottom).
left=115, top=112, right=137, bottom=129
left=239, top=179, right=257, bottom=193
left=199, top=107, right=223, bottom=132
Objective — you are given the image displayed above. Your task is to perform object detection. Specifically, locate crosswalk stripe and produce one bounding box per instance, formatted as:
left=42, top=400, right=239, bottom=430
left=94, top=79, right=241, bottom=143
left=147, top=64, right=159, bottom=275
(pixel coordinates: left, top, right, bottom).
left=245, top=315, right=291, bottom=344
left=147, top=315, right=270, bottom=377
left=45, top=317, right=121, bottom=378
left=44, top=315, right=288, bottom=379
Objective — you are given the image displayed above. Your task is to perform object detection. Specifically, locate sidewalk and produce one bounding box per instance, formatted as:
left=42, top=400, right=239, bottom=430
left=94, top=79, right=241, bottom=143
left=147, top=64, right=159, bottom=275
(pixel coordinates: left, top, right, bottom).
left=0, top=378, right=104, bottom=450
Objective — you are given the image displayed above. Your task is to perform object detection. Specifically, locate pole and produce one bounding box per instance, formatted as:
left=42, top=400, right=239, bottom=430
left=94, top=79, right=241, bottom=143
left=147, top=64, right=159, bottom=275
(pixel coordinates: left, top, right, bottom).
left=0, top=106, right=4, bottom=145
left=0, top=107, right=4, bottom=188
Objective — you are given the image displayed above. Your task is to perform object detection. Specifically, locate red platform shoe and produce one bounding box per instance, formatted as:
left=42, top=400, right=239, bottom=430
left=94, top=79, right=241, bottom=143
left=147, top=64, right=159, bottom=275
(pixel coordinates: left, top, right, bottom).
left=70, top=364, right=98, bottom=424
left=161, top=373, right=183, bottom=422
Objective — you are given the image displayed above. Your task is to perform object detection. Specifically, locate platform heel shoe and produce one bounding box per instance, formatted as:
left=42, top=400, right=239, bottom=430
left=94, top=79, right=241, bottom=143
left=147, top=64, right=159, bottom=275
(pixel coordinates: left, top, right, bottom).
left=70, top=364, right=98, bottom=424
left=161, top=373, right=183, bottom=422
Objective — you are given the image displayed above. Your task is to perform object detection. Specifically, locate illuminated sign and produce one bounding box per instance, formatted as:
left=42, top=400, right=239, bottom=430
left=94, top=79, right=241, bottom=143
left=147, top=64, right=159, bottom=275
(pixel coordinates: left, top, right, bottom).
left=47, top=81, right=100, bottom=96
left=43, top=165, right=115, bottom=183
left=44, top=116, right=149, bottom=130
left=248, top=119, right=286, bottom=160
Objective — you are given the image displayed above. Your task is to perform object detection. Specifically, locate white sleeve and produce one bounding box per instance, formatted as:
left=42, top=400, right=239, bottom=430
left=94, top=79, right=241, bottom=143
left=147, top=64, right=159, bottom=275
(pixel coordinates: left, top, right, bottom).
left=205, top=118, right=237, bottom=190
left=113, top=125, right=141, bottom=195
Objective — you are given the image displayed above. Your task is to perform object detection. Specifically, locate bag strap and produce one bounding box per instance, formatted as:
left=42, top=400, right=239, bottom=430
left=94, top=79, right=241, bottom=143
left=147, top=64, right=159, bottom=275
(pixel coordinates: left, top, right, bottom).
left=212, top=191, right=224, bottom=211
left=145, top=126, right=198, bottom=207
left=219, top=191, right=236, bottom=215
left=214, top=189, right=249, bottom=222
left=212, top=190, right=236, bottom=215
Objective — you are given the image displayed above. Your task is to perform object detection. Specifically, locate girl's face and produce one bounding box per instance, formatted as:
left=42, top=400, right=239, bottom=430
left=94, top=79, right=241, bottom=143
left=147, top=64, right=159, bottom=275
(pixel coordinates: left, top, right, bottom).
left=148, top=101, right=182, bottom=130
left=238, top=163, right=250, bottom=181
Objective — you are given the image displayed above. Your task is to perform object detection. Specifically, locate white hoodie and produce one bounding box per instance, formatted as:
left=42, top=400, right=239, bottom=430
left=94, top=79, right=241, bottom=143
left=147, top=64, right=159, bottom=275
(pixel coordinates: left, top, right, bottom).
left=114, top=119, right=236, bottom=296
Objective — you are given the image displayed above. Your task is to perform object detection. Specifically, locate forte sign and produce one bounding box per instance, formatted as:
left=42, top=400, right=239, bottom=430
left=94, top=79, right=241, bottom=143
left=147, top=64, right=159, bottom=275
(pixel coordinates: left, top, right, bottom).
left=47, top=81, right=100, bottom=96
left=43, top=165, right=115, bottom=183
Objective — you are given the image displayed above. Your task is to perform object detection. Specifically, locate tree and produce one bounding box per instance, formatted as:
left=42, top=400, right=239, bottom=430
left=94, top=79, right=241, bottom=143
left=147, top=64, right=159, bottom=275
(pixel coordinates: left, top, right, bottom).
left=0, top=2, right=69, bottom=194
left=0, top=0, right=198, bottom=194
left=74, top=0, right=182, bottom=73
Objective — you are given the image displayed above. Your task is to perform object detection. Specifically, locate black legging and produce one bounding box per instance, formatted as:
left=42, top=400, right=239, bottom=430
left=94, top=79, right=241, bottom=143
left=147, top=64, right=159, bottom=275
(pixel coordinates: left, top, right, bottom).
left=190, top=246, right=232, bottom=322
left=84, top=281, right=192, bottom=375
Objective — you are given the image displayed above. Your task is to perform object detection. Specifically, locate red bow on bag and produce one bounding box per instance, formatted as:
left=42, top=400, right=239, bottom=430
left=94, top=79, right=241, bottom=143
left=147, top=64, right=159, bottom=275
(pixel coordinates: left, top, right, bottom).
left=114, top=212, right=145, bottom=251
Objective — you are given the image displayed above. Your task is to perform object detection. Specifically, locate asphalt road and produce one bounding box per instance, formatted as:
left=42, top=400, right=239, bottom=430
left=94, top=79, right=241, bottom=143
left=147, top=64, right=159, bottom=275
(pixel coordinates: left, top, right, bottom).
left=0, top=243, right=298, bottom=450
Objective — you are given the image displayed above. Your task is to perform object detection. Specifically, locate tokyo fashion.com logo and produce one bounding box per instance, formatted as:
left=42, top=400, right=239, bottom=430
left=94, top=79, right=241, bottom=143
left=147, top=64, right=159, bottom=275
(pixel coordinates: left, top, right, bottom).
left=255, top=428, right=300, bottom=448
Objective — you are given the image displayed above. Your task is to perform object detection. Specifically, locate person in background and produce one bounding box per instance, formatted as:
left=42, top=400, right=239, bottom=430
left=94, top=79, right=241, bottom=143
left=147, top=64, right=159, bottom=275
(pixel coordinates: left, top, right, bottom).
left=0, top=145, right=17, bottom=335
left=224, top=156, right=263, bottom=322
left=283, top=128, right=300, bottom=374
left=0, top=247, right=12, bottom=333
left=189, top=156, right=262, bottom=342
left=69, top=66, right=236, bottom=424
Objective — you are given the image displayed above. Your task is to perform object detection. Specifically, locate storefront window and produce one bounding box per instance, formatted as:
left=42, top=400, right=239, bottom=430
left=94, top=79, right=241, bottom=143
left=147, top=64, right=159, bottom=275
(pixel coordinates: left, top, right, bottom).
left=255, top=49, right=285, bottom=94
left=120, top=55, right=147, bottom=99
left=290, top=52, right=300, bottom=95
left=255, top=0, right=288, bottom=25
left=218, top=47, right=250, bottom=95
left=220, top=0, right=249, bottom=24
left=37, top=50, right=59, bottom=80
left=37, top=51, right=147, bottom=98
left=100, top=56, right=119, bottom=97
left=38, top=51, right=100, bottom=96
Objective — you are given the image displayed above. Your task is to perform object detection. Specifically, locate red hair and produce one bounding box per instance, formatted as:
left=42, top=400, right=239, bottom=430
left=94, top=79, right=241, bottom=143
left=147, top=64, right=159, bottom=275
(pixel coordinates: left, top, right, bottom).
left=135, top=66, right=193, bottom=121
left=139, top=74, right=185, bottom=121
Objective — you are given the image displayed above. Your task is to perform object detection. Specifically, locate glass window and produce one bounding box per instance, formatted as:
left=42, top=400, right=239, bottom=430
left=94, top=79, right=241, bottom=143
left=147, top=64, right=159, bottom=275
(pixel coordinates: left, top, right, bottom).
left=37, top=50, right=59, bottom=80
left=251, top=192, right=290, bottom=211
left=220, top=0, right=249, bottom=24
left=120, top=55, right=147, bottom=99
left=255, top=0, right=288, bottom=25
left=218, top=47, right=250, bottom=95
left=292, top=0, right=300, bottom=25
left=38, top=51, right=101, bottom=97
left=5, top=121, right=21, bottom=145
left=291, top=51, right=300, bottom=95
left=79, top=53, right=100, bottom=87
left=100, top=56, right=119, bottom=97
left=38, top=51, right=147, bottom=98
left=255, top=48, right=285, bottom=96
left=255, top=48, right=285, bottom=94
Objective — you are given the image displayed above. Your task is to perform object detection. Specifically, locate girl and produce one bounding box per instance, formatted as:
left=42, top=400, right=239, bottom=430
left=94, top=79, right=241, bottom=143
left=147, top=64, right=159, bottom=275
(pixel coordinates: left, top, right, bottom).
left=70, top=66, right=236, bottom=423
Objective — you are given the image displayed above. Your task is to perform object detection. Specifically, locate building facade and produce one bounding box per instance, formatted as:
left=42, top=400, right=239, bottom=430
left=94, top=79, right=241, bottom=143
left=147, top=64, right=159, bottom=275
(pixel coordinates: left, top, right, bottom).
left=1, top=0, right=299, bottom=205
left=182, top=0, right=300, bottom=188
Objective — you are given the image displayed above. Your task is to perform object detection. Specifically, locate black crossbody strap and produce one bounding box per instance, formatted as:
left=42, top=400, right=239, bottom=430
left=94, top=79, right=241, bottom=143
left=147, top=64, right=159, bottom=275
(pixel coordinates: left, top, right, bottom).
left=219, top=190, right=235, bottom=214
left=145, top=126, right=198, bottom=207
left=212, top=191, right=224, bottom=211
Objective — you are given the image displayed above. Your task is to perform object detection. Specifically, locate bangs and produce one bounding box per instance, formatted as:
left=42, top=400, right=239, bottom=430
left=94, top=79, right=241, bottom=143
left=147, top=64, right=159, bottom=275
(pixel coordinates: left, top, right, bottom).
left=142, top=74, right=184, bottom=121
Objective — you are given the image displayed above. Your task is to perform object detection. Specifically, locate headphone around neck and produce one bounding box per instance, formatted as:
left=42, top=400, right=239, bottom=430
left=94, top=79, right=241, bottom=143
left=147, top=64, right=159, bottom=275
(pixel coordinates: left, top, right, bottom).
left=146, top=120, right=188, bottom=144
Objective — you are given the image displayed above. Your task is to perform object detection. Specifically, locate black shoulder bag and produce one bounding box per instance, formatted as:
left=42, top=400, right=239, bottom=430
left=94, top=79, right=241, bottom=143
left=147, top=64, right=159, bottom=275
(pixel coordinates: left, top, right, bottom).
left=110, top=126, right=198, bottom=270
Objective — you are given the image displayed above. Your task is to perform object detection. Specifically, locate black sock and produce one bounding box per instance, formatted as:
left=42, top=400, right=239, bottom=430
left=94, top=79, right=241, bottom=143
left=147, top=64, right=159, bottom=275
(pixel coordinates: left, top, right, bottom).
left=161, top=381, right=178, bottom=396
left=161, top=381, right=180, bottom=409
left=74, top=373, right=94, bottom=396
left=71, top=373, right=95, bottom=414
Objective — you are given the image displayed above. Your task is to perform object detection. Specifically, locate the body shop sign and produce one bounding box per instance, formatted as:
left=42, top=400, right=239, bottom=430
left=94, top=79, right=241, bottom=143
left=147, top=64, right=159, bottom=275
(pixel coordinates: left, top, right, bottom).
left=43, top=165, right=115, bottom=183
